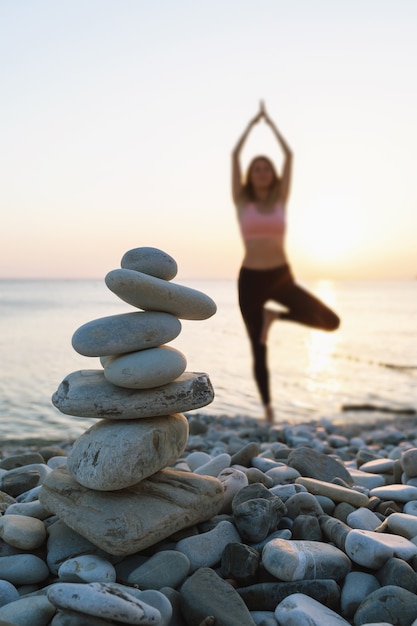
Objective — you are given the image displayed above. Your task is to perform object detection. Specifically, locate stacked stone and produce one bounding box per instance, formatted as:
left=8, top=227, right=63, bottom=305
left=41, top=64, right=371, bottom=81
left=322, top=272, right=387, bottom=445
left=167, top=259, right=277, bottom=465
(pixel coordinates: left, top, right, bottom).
left=39, top=247, right=224, bottom=557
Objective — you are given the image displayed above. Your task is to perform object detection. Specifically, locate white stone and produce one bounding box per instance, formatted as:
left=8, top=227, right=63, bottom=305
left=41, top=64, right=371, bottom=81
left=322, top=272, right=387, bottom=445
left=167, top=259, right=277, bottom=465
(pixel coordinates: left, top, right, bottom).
left=345, top=528, right=417, bottom=568
left=121, top=246, right=178, bottom=280
left=105, top=268, right=217, bottom=320
left=262, top=539, right=351, bottom=582
left=347, top=507, right=382, bottom=531
left=40, top=466, right=224, bottom=557
left=360, top=458, right=395, bottom=473
left=47, top=581, right=161, bottom=624
left=72, top=310, right=182, bottom=357
left=47, top=456, right=68, bottom=469
left=369, top=484, right=417, bottom=502
left=186, top=451, right=212, bottom=471
left=385, top=512, right=417, bottom=539
left=58, top=554, right=116, bottom=583
left=275, top=593, right=351, bottom=625
left=401, top=448, right=417, bottom=477
left=218, top=467, right=249, bottom=514
left=194, top=452, right=231, bottom=477
left=175, top=520, right=241, bottom=572
left=52, top=370, right=214, bottom=419
left=295, top=477, right=369, bottom=507
left=67, top=414, right=188, bottom=491
left=265, top=465, right=301, bottom=485
left=348, top=468, right=385, bottom=490
left=0, top=514, right=46, bottom=550
left=102, top=345, right=187, bottom=389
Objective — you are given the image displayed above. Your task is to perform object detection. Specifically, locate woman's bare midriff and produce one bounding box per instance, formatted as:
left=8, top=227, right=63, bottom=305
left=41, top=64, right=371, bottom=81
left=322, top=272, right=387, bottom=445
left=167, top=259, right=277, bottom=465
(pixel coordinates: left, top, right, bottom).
left=242, top=238, right=287, bottom=269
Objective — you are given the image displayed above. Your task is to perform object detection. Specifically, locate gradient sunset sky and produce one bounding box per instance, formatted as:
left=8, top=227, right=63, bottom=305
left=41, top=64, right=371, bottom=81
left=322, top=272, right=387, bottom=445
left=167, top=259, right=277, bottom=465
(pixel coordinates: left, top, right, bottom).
left=1, top=0, right=416, bottom=280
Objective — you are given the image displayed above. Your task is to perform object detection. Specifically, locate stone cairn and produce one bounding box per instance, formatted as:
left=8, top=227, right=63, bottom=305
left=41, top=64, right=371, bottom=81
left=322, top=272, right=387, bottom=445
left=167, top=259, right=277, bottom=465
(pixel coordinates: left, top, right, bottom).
left=40, top=246, right=224, bottom=557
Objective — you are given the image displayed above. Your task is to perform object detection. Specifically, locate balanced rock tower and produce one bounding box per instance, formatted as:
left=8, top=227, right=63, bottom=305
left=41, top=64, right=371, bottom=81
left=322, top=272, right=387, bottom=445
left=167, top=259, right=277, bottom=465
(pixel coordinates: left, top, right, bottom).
left=40, top=247, right=224, bottom=557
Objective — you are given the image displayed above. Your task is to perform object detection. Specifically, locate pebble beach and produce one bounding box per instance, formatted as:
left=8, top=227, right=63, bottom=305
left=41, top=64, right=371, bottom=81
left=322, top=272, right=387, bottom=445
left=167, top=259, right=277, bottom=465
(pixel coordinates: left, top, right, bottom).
left=2, top=413, right=417, bottom=625
left=2, top=246, right=417, bottom=625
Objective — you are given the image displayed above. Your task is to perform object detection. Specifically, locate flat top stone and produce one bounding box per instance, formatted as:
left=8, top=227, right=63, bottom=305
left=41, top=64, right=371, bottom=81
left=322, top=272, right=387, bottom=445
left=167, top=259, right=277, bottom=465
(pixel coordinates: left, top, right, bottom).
left=39, top=467, right=224, bottom=556
left=52, top=370, right=214, bottom=419
left=295, top=477, right=369, bottom=507
left=105, top=268, right=217, bottom=320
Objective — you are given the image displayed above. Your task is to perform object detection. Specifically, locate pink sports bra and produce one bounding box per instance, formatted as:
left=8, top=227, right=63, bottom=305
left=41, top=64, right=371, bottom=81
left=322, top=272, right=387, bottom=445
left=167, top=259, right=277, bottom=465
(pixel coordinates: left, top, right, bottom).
left=239, top=202, right=286, bottom=241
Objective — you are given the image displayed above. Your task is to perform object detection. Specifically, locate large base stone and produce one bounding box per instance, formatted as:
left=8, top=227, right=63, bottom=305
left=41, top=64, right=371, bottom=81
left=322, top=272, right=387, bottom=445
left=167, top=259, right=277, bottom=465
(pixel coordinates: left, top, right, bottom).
left=52, top=370, right=214, bottom=419
left=39, top=466, right=224, bottom=557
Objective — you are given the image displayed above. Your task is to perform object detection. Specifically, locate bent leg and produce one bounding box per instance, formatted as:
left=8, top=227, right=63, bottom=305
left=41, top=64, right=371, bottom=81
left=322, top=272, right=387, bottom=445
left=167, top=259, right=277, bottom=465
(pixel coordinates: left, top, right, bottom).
left=267, top=267, right=340, bottom=331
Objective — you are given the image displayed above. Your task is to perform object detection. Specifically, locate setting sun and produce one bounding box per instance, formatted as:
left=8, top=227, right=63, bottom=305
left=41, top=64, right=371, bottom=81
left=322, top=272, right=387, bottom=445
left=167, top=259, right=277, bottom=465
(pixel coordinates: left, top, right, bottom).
left=294, top=193, right=364, bottom=270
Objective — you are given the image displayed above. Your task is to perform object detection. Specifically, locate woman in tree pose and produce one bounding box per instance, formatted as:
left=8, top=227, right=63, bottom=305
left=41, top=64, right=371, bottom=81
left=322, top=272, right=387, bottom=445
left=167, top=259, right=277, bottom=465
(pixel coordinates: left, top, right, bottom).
left=232, top=102, right=340, bottom=422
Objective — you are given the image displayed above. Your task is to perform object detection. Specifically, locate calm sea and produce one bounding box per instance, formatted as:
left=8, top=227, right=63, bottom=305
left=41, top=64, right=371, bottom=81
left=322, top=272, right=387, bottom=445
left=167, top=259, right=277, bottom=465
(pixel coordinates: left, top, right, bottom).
left=0, top=278, right=416, bottom=443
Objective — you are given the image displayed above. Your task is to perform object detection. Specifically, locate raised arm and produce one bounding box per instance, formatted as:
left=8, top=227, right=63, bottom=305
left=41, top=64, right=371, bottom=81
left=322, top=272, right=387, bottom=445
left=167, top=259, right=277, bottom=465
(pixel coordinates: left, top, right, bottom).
left=263, top=106, right=293, bottom=204
left=231, top=109, right=263, bottom=205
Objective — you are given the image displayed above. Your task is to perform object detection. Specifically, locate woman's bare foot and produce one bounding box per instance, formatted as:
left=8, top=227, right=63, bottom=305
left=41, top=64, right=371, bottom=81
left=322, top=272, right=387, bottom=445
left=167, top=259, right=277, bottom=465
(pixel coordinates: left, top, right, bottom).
left=264, top=404, right=274, bottom=423
left=260, top=308, right=278, bottom=344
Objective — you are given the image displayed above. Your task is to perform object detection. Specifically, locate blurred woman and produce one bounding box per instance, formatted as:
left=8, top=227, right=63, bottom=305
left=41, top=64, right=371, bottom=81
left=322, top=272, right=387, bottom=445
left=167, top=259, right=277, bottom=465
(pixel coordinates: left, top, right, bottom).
left=232, top=102, right=340, bottom=422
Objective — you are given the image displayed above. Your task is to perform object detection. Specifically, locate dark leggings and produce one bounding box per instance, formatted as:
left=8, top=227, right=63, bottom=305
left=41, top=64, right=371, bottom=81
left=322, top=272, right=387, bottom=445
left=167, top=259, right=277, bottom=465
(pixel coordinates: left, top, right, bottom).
left=238, top=264, right=340, bottom=406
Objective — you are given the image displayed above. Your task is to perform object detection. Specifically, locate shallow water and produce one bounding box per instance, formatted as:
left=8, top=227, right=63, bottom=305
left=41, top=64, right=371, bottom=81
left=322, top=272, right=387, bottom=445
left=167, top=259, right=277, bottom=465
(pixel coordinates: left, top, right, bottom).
left=0, top=278, right=416, bottom=442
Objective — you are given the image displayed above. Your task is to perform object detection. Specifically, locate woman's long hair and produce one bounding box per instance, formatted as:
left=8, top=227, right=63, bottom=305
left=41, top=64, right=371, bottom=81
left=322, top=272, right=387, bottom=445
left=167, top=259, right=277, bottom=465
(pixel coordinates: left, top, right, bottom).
left=239, top=155, right=281, bottom=207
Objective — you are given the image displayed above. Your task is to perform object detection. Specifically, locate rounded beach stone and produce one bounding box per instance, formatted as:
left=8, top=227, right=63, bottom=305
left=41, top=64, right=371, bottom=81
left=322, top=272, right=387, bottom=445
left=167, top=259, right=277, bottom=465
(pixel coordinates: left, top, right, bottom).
left=47, top=581, right=161, bottom=623
left=0, top=452, right=45, bottom=470
left=40, top=466, right=224, bottom=557
left=221, top=542, right=260, bottom=585
left=376, top=556, right=417, bottom=593
left=67, top=414, right=189, bottom=491
left=0, top=595, right=56, bottom=625
left=230, top=441, right=260, bottom=467
left=52, top=370, right=214, bottom=419
left=180, top=567, right=256, bottom=626
left=72, top=311, right=182, bottom=357
left=175, top=520, right=241, bottom=572
left=401, top=448, right=417, bottom=478
left=0, top=514, right=46, bottom=550
left=233, top=498, right=284, bottom=543
left=274, top=592, right=351, bottom=625
left=295, top=477, right=369, bottom=507
left=105, top=268, right=217, bottom=320
left=0, top=554, right=49, bottom=585
left=121, top=246, right=178, bottom=280
left=122, top=550, right=190, bottom=590
left=186, top=451, right=212, bottom=471
left=218, top=467, right=249, bottom=514
left=354, top=585, right=417, bottom=625
left=344, top=529, right=417, bottom=568
left=262, top=538, right=351, bottom=582
left=369, top=484, right=417, bottom=502
left=340, top=571, right=380, bottom=618
left=102, top=346, right=187, bottom=389
left=0, top=580, right=19, bottom=608
left=194, top=452, right=231, bottom=477
left=284, top=492, right=325, bottom=519
left=58, top=554, right=116, bottom=583
left=346, top=507, right=381, bottom=531
left=288, top=446, right=354, bottom=484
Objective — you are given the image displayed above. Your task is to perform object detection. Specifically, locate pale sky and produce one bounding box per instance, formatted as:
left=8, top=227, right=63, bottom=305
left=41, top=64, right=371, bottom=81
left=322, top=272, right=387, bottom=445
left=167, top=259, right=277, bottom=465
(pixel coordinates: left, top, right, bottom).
left=1, top=0, right=416, bottom=280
